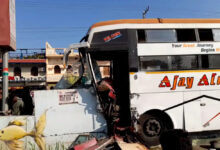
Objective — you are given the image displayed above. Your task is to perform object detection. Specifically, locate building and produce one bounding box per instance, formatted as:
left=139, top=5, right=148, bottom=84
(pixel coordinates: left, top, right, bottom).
left=0, top=49, right=46, bottom=90
left=45, top=42, right=80, bottom=89
left=0, top=42, right=110, bottom=92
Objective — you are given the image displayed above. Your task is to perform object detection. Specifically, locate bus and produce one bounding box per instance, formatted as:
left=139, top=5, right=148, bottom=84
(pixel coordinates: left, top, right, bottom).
left=64, top=19, right=220, bottom=146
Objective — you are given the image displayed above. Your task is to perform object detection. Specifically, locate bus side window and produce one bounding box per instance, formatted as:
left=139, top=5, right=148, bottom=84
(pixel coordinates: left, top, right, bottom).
left=137, top=30, right=146, bottom=43
left=171, top=55, right=198, bottom=70
left=146, top=29, right=177, bottom=43
left=140, top=56, right=169, bottom=71
left=198, top=29, right=213, bottom=41
left=213, top=29, right=220, bottom=41
left=204, top=55, right=220, bottom=69
left=176, top=29, right=196, bottom=42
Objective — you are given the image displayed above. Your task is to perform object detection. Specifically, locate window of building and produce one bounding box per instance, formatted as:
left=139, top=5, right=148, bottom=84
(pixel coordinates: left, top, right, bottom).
left=176, top=29, right=196, bottom=42
left=67, top=65, right=73, bottom=72
left=14, top=67, right=21, bottom=76
left=146, top=29, right=177, bottom=43
left=198, top=29, right=213, bottom=41
left=31, top=66, right=38, bottom=76
left=54, top=65, right=61, bottom=74
left=213, top=29, right=220, bottom=41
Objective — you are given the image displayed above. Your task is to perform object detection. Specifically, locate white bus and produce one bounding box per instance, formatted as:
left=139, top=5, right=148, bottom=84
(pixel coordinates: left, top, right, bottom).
left=64, top=19, right=220, bottom=146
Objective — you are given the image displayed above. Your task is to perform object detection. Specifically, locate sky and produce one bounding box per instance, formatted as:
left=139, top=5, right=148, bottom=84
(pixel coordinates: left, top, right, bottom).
left=16, top=0, right=220, bottom=49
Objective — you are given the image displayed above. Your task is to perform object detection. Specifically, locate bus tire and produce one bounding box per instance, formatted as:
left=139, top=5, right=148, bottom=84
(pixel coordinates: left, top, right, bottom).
left=137, top=113, right=172, bottom=147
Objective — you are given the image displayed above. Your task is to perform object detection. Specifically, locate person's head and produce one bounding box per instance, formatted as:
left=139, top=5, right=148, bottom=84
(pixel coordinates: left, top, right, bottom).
left=12, top=96, right=22, bottom=104
left=12, top=96, right=18, bottom=103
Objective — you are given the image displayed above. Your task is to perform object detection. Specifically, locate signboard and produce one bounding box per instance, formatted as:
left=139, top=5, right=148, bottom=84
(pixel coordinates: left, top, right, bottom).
left=58, top=90, right=78, bottom=105
left=91, top=29, right=128, bottom=46
left=0, top=0, right=16, bottom=50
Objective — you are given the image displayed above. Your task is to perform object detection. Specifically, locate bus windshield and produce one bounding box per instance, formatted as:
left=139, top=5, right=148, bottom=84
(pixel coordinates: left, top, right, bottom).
left=55, top=52, right=92, bottom=89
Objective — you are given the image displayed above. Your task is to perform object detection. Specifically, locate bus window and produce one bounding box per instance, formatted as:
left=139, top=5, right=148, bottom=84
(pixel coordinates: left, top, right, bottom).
left=91, top=59, right=102, bottom=82
left=176, top=29, right=196, bottom=42
left=146, top=29, right=177, bottom=43
left=213, top=29, right=220, bottom=41
left=137, top=30, right=146, bottom=43
left=198, top=29, right=213, bottom=41
left=202, top=54, right=220, bottom=69
left=140, top=56, right=169, bottom=71
left=171, top=55, right=198, bottom=70
left=97, top=61, right=110, bottom=78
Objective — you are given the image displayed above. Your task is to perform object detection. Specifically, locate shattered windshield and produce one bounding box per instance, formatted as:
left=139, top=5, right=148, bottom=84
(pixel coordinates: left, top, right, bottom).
left=55, top=56, right=92, bottom=89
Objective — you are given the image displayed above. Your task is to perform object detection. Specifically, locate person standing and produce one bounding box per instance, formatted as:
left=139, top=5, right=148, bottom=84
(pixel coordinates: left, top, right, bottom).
left=12, top=96, right=24, bottom=115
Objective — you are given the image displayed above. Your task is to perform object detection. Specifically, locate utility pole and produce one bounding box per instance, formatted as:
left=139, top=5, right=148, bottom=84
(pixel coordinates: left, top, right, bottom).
left=142, top=6, right=150, bottom=19
left=1, top=50, right=8, bottom=111
left=0, top=0, right=16, bottom=111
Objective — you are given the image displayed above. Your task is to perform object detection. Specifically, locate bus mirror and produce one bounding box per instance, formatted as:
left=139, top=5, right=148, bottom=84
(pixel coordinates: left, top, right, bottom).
left=63, top=48, right=72, bottom=68
left=63, top=42, right=90, bottom=67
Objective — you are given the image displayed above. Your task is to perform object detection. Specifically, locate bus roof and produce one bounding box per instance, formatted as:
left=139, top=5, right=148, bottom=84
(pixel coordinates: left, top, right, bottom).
left=90, top=18, right=220, bottom=30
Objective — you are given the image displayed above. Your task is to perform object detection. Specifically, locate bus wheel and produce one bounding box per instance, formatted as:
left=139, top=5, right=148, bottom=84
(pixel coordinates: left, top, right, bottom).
left=137, top=113, right=171, bottom=147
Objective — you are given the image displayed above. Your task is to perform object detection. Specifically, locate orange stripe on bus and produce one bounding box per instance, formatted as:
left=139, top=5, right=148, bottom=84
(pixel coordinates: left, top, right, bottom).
left=145, top=69, right=220, bottom=74
left=90, top=19, right=220, bottom=30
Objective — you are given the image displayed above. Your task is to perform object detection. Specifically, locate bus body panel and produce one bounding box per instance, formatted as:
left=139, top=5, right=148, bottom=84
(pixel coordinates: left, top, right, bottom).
left=200, top=90, right=220, bottom=131
left=130, top=92, right=184, bottom=129
left=130, top=71, right=220, bottom=93
left=130, top=71, right=220, bottom=132
left=138, top=43, right=220, bottom=56
left=183, top=91, right=203, bottom=132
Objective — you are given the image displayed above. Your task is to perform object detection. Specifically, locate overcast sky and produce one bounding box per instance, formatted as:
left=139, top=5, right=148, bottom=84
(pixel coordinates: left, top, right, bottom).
left=16, top=0, right=220, bottom=48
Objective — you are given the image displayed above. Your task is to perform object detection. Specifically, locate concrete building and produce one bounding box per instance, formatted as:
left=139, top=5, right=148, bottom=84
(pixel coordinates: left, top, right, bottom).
left=0, top=49, right=46, bottom=89
left=45, top=42, right=80, bottom=89
left=0, top=43, right=110, bottom=92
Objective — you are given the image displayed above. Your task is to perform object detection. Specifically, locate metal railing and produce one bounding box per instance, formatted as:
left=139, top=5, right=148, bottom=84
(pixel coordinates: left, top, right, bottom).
left=9, top=48, right=46, bottom=59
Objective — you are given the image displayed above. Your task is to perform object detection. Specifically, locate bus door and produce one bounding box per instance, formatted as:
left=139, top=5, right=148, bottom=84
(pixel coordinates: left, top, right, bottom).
left=87, top=51, right=131, bottom=130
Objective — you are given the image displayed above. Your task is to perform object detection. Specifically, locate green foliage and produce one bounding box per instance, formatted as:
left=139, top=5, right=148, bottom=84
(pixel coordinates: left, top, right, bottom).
left=28, top=141, right=66, bottom=150
left=47, top=142, right=66, bottom=150
left=28, top=141, right=36, bottom=150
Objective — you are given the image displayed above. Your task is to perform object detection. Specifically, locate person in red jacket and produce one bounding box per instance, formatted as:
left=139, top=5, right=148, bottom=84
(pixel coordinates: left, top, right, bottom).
left=97, top=78, right=119, bottom=135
